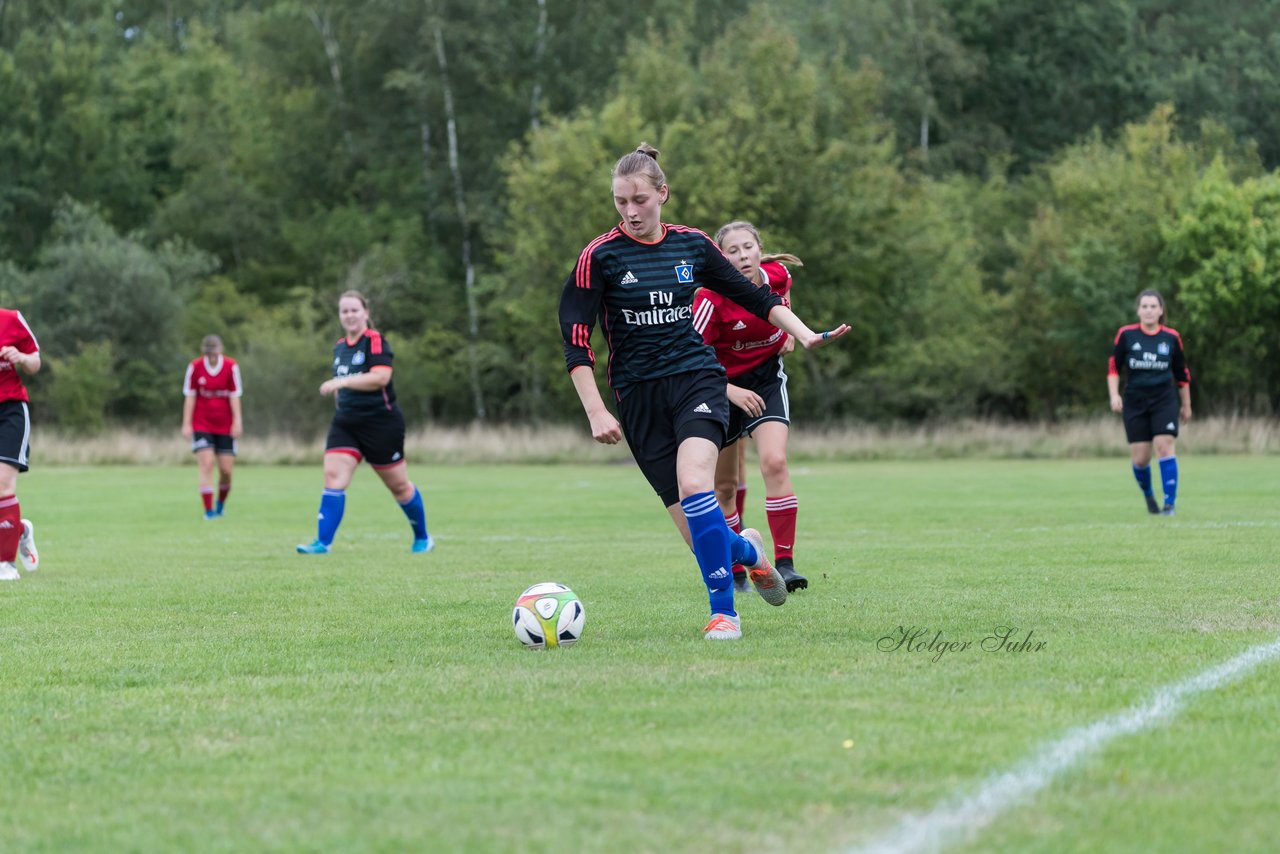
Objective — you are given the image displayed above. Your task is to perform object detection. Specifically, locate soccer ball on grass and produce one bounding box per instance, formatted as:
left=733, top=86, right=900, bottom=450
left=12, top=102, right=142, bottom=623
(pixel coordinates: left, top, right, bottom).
left=512, top=582, right=585, bottom=649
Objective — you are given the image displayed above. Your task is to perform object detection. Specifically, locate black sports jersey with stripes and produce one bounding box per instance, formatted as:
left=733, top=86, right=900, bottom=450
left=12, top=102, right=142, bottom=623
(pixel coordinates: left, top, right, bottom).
left=333, top=329, right=397, bottom=416
left=559, top=223, right=783, bottom=396
left=1108, top=324, right=1190, bottom=394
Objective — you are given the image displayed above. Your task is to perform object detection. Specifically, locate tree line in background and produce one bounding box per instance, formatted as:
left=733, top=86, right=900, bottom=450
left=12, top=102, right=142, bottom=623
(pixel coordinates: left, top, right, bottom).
left=1, top=0, right=1277, bottom=434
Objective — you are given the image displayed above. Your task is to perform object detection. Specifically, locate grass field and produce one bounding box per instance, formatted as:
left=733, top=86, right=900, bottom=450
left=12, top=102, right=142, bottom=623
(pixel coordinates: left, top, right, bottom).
left=2, top=457, right=1278, bottom=852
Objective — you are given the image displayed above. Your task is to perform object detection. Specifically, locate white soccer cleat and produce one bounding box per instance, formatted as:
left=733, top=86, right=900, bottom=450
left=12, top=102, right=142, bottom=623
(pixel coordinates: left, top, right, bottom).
left=703, top=613, right=742, bottom=640
left=18, top=519, right=38, bottom=572
left=0, top=561, right=19, bottom=581
left=741, top=528, right=787, bottom=606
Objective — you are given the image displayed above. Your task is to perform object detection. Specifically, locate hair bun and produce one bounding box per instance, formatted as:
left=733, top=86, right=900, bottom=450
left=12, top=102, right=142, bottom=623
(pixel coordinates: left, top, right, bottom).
left=636, top=141, right=660, bottom=161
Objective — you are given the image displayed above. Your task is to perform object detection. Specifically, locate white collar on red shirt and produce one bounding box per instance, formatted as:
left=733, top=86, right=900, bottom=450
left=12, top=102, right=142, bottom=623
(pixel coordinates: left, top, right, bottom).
left=203, top=356, right=225, bottom=375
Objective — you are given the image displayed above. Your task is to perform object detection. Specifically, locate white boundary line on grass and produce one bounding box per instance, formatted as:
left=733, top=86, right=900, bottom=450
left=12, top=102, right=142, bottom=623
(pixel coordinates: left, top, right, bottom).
left=850, top=634, right=1280, bottom=854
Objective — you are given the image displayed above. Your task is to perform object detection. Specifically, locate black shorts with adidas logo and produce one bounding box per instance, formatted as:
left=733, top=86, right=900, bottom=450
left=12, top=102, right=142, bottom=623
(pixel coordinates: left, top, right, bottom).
left=324, top=406, right=407, bottom=469
left=616, top=369, right=729, bottom=507
left=1122, top=384, right=1180, bottom=443
left=0, top=399, right=31, bottom=472
left=726, top=355, right=791, bottom=444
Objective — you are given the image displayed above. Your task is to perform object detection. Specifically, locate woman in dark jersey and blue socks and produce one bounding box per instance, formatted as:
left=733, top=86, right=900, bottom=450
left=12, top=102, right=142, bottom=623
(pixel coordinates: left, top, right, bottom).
left=297, top=290, right=432, bottom=554
left=559, top=142, right=850, bottom=640
left=1107, top=289, right=1192, bottom=516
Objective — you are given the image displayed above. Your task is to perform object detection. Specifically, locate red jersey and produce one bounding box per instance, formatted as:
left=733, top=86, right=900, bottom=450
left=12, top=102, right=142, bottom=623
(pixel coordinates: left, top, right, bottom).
left=183, top=356, right=243, bottom=434
left=692, top=260, right=792, bottom=378
left=0, top=309, right=39, bottom=404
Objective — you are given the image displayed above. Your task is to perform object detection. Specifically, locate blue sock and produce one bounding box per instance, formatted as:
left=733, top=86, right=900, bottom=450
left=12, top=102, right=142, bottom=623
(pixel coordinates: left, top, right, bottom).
left=1158, top=456, right=1178, bottom=507
left=317, top=488, right=345, bottom=545
left=681, top=491, right=736, bottom=617
left=729, top=532, right=756, bottom=567
left=1132, top=463, right=1153, bottom=496
left=399, top=485, right=429, bottom=541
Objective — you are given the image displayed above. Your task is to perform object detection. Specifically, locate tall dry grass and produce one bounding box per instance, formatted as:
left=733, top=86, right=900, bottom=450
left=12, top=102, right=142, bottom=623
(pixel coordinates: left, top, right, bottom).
left=34, top=416, right=1280, bottom=466
left=788, top=415, right=1280, bottom=460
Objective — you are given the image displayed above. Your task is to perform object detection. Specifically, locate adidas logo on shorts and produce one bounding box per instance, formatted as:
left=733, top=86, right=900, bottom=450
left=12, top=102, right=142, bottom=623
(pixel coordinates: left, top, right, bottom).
left=694, top=403, right=712, bottom=414
left=620, top=270, right=639, bottom=285
left=1166, top=422, right=1176, bottom=430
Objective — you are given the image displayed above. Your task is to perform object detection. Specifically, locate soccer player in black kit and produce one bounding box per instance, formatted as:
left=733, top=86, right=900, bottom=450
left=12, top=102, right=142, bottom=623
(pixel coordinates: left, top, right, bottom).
left=296, top=290, right=432, bottom=554
left=559, top=142, right=850, bottom=640
left=1107, top=289, right=1192, bottom=516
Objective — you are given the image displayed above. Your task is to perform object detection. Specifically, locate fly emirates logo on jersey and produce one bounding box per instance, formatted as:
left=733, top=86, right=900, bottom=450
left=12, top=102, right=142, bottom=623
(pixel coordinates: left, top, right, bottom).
left=1128, top=351, right=1170, bottom=372
left=620, top=289, right=692, bottom=327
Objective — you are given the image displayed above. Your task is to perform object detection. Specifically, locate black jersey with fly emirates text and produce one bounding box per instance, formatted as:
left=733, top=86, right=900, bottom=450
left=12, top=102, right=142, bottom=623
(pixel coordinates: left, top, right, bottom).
left=559, top=223, right=783, bottom=396
left=1108, top=324, right=1190, bottom=394
left=333, top=329, right=396, bottom=416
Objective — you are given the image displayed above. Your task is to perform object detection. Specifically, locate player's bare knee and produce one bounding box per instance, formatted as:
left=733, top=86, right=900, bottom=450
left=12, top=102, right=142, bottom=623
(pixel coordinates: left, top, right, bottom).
left=713, top=481, right=736, bottom=511
left=758, top=450, right=788, bottom=482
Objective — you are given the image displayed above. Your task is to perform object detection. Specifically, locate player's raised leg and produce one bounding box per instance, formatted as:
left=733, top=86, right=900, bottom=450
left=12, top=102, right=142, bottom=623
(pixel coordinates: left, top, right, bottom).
left=673, top=436, right=743, bottom=639
left=713, top=439, right=749, bottom=593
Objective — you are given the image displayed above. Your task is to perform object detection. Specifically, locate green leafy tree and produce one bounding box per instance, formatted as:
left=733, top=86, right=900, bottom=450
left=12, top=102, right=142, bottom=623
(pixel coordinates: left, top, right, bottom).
left=23, top=200, right=214, bottom=424
left=45, top=341, right=121, bottom=434
left=1002, top=106, right=1263, bottom=417
left=943, top=0, right=1151, bottom=172
left=1159, top=161, right=1280, bottom=412
left=1139, top=0, right=1280, bottom=169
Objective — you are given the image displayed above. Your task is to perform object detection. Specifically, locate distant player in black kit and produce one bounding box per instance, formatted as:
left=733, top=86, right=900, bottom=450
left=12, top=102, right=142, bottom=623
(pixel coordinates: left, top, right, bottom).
left=559, top=142, right=850, bottom=640
left=296, top=290, right=432, bottom=554
left=1107, top=289, right=1192, bottom=515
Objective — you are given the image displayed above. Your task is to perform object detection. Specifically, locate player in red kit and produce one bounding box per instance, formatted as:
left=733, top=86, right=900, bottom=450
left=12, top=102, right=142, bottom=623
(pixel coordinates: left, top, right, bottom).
left=0, top=308, right=42, bottom=581
left=182, top=335, right=243, bottom=519
left=694, top=221, right=807, bottom=593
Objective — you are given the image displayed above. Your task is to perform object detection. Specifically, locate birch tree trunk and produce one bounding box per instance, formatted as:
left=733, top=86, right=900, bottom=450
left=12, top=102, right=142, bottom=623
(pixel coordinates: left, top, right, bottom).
left=306, top=7, right=356, bottom=157
left=530, top=0, right=548, bottom=130
left=904, top=0, right=934, bottom=160
left=431, top=17, right=487, bottom=421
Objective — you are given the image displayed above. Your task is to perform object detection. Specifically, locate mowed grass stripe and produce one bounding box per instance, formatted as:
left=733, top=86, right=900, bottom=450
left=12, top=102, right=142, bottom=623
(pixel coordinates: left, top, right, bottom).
left=1, top=458, right=1276, bottom=852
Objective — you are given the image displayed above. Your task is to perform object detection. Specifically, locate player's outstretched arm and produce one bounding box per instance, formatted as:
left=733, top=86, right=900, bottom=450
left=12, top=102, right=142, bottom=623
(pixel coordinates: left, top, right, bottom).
left=766, top=306, right=850, bottom=350
left=570, top=366, right=622, bottom=445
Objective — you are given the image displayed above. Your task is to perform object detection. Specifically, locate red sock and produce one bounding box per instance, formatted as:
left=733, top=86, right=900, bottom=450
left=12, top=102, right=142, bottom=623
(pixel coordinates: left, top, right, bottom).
left=0, top=495, right=20, bottom=562
left=723, top=511, right=744, bottom=574
left=735, top=483, right=748, bottom=524
left=218, top=479, right=231, bottom=507
left=201, top=487, right=214, bottom=512
left=765, top=494, right=798, bottom=561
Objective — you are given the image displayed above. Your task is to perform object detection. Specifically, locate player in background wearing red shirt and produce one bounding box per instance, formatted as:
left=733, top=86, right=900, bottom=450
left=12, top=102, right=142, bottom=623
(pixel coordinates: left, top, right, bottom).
left=694, top=221, right=807, bottom=593
left=182, top=335, right=243, bottom=519
left=0, top=308, right=42, bottom=581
